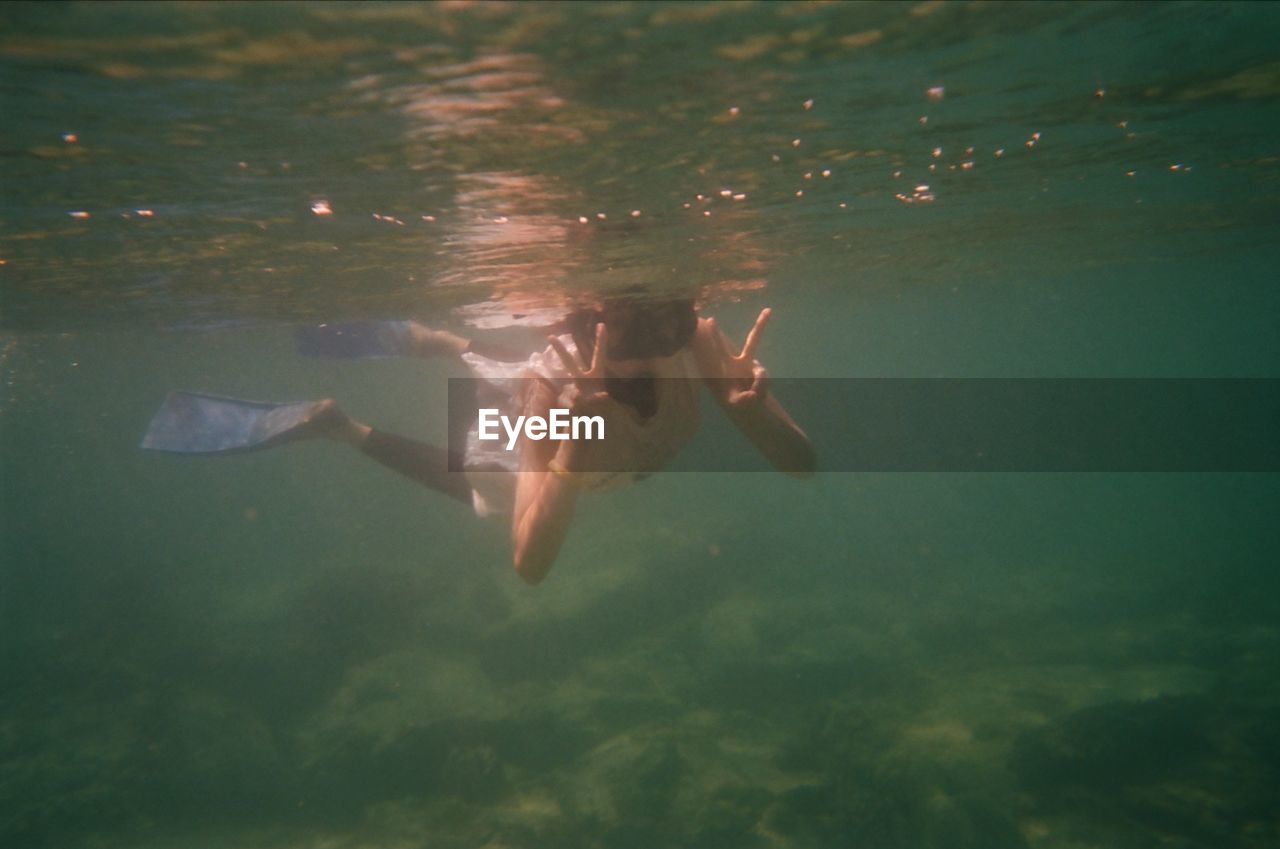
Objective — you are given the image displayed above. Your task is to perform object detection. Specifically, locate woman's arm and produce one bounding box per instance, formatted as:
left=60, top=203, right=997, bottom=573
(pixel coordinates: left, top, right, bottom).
left=509, top=322, right=612, bottom=584
left=510, top=378, right=581, bottom=584
left=693, top=312, right=816, bottom=478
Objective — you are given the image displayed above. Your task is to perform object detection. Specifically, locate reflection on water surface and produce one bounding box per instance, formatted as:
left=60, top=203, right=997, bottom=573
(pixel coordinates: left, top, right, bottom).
left=3, top=1, right=1277, bottom=331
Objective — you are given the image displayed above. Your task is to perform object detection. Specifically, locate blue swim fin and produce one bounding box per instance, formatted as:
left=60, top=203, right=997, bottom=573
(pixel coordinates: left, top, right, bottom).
left=141, top=392, right=337, bottom=454
left=295, top=321, right=412, bottom=359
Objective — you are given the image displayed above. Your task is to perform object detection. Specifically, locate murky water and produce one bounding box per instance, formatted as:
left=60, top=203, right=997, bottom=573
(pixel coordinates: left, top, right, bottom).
left=3, top=3, right=1280, bottom=848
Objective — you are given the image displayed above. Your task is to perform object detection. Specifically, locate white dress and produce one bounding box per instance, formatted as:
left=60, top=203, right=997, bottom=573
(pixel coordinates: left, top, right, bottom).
left=459, top=334, right=702, bottom=516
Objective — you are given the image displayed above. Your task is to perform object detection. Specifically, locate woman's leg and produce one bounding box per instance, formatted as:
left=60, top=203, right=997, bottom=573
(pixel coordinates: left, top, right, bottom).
left=301, top=321, right=523, bottom=502
left=405, top=322, right=530, bottom=363
left=327, top=413, right=473, bottom=506
left=141, top=392, right=475, bottom=505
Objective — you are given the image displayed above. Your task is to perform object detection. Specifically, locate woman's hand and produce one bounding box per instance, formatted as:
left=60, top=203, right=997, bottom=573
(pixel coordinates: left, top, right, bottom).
left=697, top=307, right=815, bottom=477
left=541, top=323, right=621, bottom=474
left=546, top=321, right=608, bottom=396
left=704, top=308, right=771, bottom=410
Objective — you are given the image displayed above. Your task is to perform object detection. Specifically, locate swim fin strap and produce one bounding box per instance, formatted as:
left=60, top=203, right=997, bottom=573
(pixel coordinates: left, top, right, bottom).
left=141, top=391, right=332, bottom=454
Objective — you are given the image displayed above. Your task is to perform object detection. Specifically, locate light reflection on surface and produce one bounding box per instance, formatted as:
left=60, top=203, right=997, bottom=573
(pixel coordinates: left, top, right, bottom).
left=0, top=2, right=1275, bottom=331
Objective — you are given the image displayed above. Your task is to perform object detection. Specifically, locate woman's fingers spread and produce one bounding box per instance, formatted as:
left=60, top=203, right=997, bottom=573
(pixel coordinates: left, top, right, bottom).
left=588, top=323, right=608, bottom=376
left=546, top=335, right=582, bottom=378
left=740, top=308, right=771, bottom=360
left=706, top=317, right=734, bottom=360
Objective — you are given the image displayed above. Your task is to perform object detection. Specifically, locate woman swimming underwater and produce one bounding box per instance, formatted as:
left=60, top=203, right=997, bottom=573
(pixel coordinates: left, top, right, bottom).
left=142, top=296, right=815, bottom=583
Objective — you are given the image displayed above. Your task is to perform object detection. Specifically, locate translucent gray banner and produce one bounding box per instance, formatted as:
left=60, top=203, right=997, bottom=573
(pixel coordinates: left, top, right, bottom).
left=447, top=379, right=1280, bottom=472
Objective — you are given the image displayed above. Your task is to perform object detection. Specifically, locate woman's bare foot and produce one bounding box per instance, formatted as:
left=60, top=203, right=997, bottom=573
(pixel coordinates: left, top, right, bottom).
left=309, top=398, right=372, bottom=448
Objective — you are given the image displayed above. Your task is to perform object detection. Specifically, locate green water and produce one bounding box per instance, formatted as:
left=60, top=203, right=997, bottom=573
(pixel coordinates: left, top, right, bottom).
left=3, top=2, right=1280, bottom=847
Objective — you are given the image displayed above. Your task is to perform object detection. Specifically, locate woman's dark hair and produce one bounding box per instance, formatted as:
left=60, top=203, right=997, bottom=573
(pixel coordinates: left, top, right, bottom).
left=560, top=293, right=697, bottom=420
left=564, top=295, right=697, bottom=363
